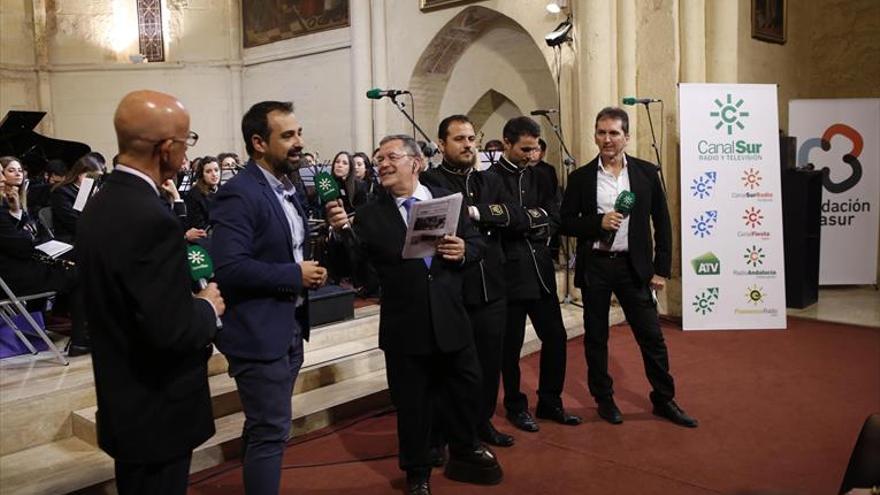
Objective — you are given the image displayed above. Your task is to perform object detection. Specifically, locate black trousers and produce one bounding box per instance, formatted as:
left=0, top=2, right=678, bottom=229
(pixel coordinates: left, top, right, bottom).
left=114, top=453, right=192, bottom=495
left=468, top=297, right=507, bottom=423
left=581, top=255, right=675, bottom=404
left=385, top=344, right=482, bottom=478
left=501, top=292, right=568, bottom=414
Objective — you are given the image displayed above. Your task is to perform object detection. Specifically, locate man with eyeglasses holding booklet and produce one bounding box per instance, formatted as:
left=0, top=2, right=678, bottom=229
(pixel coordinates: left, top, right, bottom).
left=326, top=134, right=503, bottom=495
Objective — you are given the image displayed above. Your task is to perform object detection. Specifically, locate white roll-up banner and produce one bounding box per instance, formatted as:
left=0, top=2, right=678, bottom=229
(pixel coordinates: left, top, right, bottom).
left=679, top=84, right=787, bottom=331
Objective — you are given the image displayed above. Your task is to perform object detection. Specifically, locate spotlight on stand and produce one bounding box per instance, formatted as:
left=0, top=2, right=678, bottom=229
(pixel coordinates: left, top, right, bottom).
left=545, top=18, right=573, bottom=47
left=546, top=0, right=568, bottom=14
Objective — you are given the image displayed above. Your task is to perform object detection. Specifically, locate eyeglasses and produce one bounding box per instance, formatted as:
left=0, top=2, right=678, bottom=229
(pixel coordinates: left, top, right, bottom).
left=149, top=130, right=199, bottom=148
left=374, top=153, right=414, bottom=165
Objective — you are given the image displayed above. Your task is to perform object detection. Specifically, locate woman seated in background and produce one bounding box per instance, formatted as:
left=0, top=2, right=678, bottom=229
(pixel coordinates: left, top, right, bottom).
left=1, top=156, right=51, bottom=243
left=50, top=155, right=103, bottom=244
left=218, top=152, right=241, bottom=185
left=184, top=156, right=220, bottom=238
left=330, top=151, right=367, bottom=214
left=0, top=167, right=89, bottom=355
left=352, top=151, right=381, bottom=204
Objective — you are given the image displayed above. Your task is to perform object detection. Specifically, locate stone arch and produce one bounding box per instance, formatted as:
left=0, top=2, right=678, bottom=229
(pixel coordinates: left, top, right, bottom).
left=466, top=89, right=522, bottom=143
left=409, top=5, right=558, bottom=160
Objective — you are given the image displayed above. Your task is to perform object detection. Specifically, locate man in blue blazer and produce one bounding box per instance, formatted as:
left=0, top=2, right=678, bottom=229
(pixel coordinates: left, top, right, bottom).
left=211, top=101, right=328, bottom=494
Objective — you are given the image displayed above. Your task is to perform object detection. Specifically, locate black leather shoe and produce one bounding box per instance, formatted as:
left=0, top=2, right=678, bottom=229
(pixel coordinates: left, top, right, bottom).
left=535, top=405, right=583, bottom=426
left=445, top=444, right=503, bottom=485
left=406, top=475, right=431, bottom=495
left=428, top=445, right=446, bottom=467
left=506, top=410, right=539, bottom=432
left=478, top=422, right=515, bottom=447
left=652, top=400, right=698, bottom=428
left=66, top=342, right=91, bottom=357
left=596, top=399, right=623, bottom=425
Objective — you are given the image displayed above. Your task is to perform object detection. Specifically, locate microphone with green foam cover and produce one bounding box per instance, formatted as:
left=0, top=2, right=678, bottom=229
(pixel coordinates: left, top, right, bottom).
left=314, top=170, right=341, bottom=204
left=315, top=170, right=353, bottom=233
left=602, top=190, right=636, bottom=246
left=187, top=244, right=222, bottom=329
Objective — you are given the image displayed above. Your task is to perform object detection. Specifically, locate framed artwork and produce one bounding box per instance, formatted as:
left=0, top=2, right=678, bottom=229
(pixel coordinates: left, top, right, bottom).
left=243, top=0, right=349, bottom=48
left=419, top=0, right=481, bottom=12
left=752, top=0, right=786, bottom=44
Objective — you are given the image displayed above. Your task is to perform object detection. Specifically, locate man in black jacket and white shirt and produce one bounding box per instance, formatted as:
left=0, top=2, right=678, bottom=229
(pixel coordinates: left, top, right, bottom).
left=559, top=106, right=697, bottom=428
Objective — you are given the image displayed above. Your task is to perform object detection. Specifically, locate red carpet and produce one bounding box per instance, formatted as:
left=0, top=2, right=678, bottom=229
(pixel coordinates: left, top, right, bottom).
left=189, top=317, right=880, bottom=494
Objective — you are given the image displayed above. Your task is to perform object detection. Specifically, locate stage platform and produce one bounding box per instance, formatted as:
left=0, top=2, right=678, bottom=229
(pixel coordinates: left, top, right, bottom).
left=0, top=288, right=607, bottom=494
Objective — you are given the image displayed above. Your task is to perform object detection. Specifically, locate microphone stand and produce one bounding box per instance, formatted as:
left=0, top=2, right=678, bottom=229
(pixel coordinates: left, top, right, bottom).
left=389, top=95, right=438, bottom=158
left=640, top=101, right=667, bottom=194
left=534, top=111, right=581, bottom=308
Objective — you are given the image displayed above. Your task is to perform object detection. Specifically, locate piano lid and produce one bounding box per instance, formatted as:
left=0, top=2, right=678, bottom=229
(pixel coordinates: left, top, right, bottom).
left=0, top=110, right=91, bottom=176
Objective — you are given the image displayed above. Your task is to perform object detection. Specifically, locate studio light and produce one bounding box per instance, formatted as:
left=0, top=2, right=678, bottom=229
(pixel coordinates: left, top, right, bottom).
left=545, top=18, right=573, bottom=47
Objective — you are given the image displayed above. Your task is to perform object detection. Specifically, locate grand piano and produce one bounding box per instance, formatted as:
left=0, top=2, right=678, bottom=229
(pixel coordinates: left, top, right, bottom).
left=0, top=111, right=91, bottom=176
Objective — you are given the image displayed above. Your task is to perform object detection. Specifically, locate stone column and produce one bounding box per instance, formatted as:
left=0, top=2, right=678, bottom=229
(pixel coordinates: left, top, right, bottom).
left=617, top=0, right=638, bottom=150
left=706, top=0, right=738, bottom=82
left=369, top=0, right=388, bottom=146
left=573, top=0, right=615, bottom=160
left=350, top=0, right=373, bottom=153
left=679, top=0, right=707, bottom=83
left=32, top=0, right=53, bottom=135
left=227, top=0, right=243, bottom=156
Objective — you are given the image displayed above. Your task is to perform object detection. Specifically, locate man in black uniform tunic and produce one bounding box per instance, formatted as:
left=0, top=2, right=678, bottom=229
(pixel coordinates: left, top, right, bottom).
left=484, top=116, right=582, bottom=432
left=421, top=114, right=515, bottom=447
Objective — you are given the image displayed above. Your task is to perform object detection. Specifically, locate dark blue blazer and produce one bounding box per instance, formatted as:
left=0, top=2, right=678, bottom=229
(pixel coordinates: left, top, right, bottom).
left=211, top=161, right=311, bottom=360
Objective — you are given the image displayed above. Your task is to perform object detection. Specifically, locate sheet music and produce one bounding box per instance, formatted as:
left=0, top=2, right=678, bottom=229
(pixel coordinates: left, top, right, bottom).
left=35, top=240, right=73, bottom=259
left=72, top=177, right=94, bottom=212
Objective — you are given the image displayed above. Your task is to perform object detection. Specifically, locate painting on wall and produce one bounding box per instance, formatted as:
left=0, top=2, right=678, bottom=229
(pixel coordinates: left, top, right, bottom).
left=243, top=0, right=349, bottom=48
left=419, top=0, right=481, bottom=12
left=752, top=0, right=786, bottom=44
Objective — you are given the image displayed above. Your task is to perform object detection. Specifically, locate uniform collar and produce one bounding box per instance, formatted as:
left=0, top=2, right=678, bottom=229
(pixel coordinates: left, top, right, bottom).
left=439, top=160, right=473, bottom=176
left=498, top=155, right=524, bottom=175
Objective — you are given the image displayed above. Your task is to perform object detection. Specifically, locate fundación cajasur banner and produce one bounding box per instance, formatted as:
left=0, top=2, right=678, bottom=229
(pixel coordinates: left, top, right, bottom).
left=788, top=99, right=880, bottom=285
left=679, top=84, right=787, bottom=331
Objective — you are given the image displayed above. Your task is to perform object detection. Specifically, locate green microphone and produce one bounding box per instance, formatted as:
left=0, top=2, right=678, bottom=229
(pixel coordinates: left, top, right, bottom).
left=315, top=170, right=354, bottom=234
left=602, top=190, right=636, bottom=245
left=187, top=244, right=222, bottom=329
left=314, top=170, right=341, bottom=204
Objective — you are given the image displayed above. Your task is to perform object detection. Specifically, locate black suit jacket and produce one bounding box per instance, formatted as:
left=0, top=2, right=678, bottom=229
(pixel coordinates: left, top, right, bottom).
left=77, top=170, right=217, bottom=463
left=559, top=154, right=672, bottom=288
left=350, top=183, right=484, bottom=355
left=183, top=186, right=213, bottom=231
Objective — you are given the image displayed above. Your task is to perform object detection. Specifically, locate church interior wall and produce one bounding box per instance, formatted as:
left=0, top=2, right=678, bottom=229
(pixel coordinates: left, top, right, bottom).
left=438, top=20, right=558, bottom=151
left=243, top=45, right=354, bottom=160
left=1, top=0, right=39, bottom=125
left=2, top=0, right=879, bottom=289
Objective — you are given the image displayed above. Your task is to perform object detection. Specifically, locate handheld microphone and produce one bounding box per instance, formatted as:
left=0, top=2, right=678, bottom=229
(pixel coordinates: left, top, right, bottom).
left=187, top=244, right=223, bottom=329
left=530, top=109, right=558, bottom=116
left=601, top=190, right=636, bottom=246
left=315, top=171, right=352, bottom=233
left=366, top=88, right=411, bottom=100
left=622, top=97, right=662, bottom=105
left=315, top=170, right=341, bottom=203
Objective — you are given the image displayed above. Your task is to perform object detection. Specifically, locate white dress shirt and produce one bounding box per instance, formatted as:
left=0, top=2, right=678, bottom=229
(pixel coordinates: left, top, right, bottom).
left=394, top=182, right=433, bottom=225
left=592, top=155, right=631, bottom=252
